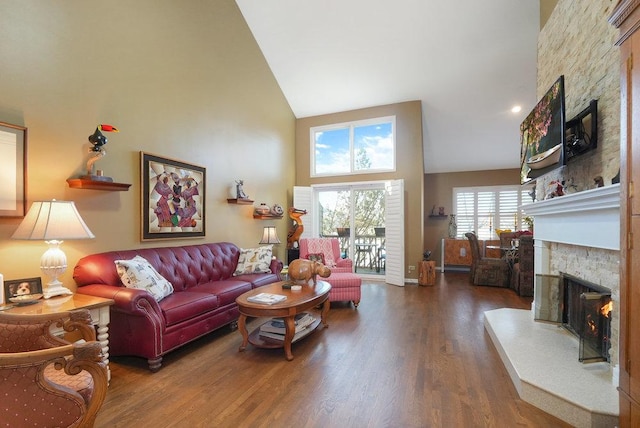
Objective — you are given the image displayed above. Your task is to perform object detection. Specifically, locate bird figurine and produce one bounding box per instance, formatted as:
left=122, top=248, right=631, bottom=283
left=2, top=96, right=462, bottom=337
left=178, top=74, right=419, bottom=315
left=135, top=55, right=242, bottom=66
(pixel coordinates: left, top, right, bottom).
left=286, top=207, right=307, bottom=249
left=88, top=124, right=119, bottom=152
left=85, top=124, right=119, bottom=181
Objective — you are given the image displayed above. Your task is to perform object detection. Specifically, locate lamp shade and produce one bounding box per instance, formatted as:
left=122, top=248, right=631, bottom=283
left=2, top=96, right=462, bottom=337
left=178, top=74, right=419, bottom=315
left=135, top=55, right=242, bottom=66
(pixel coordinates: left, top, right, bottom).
left=259, top=226, right=280, bottom=244
left=12, top=200, right=95, bottom=241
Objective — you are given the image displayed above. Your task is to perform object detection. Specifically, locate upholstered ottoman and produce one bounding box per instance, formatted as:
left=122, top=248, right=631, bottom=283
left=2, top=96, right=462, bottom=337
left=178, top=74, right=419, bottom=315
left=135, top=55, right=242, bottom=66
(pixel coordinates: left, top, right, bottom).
left=324, top=272, right=361, bottom=308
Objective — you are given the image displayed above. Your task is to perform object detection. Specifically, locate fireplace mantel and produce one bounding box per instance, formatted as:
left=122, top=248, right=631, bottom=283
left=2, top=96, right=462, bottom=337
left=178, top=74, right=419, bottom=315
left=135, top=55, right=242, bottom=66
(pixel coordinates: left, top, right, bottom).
left=522, top=183, right=620, bottom=251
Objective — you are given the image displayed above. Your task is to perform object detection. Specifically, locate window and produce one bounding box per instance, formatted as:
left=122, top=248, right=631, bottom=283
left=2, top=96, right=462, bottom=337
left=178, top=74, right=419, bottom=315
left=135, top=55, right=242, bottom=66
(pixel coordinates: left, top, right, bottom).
left=453, top=186, right=530, bottom=240
left=311, top=116, right=396, bottom=176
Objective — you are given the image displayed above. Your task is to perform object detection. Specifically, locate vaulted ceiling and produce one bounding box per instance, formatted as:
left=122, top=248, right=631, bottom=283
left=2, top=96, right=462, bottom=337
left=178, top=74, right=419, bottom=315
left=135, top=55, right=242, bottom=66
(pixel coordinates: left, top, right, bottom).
left=235, top=0, right=544, bottom=173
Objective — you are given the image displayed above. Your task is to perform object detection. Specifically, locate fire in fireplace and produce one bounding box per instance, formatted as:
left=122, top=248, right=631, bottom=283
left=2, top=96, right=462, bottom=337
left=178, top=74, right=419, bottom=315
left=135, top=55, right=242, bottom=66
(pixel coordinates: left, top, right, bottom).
left=561, top=272, right=612, bottom=363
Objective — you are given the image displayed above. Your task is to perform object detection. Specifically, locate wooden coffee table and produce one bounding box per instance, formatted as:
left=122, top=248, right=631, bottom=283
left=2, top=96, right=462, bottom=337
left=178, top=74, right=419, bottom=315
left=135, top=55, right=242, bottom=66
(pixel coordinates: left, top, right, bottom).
left=236, top=280, right=331, bottom=360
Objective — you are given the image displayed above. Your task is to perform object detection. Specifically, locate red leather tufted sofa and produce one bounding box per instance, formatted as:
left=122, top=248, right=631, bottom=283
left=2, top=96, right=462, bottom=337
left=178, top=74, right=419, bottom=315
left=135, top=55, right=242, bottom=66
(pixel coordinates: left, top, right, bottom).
left=73, top=242, right=282, bottom=371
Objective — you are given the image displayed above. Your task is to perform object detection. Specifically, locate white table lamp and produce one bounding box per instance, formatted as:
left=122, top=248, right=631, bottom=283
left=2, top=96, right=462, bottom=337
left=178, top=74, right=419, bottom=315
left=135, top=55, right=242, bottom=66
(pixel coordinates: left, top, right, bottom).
left=259, top=226, right=281, bottom=245
left=12, top=200, right=95, bottom=298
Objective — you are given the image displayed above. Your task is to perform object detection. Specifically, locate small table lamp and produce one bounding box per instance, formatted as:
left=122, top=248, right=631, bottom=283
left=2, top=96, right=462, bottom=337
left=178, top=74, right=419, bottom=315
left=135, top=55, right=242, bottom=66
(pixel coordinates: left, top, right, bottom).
left=12, top=200, right=95, bottom=299
left=259, top=226, right=281, bottom=245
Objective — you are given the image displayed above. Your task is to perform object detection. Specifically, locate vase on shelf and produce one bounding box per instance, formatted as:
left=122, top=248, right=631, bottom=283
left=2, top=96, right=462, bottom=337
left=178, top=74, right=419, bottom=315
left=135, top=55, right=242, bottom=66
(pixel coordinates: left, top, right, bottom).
left=448, top=214, right=458, bottom=238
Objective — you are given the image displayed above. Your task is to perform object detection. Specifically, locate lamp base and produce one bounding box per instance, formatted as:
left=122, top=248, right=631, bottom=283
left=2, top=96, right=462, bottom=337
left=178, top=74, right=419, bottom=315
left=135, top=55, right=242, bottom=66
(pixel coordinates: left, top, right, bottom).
left=43, top=282, right=73, bottom=299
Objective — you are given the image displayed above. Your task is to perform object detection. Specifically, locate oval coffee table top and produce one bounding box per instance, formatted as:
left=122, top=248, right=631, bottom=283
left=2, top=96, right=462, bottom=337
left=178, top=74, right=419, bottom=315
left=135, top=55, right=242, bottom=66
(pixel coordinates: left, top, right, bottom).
left=236, top=280, right=331, bottom=317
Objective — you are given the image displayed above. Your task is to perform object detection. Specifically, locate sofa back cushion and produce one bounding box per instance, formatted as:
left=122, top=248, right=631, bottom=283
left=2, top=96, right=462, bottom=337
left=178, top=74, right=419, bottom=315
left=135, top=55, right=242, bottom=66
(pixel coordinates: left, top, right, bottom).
left=74, top=243, right=241, bottom=292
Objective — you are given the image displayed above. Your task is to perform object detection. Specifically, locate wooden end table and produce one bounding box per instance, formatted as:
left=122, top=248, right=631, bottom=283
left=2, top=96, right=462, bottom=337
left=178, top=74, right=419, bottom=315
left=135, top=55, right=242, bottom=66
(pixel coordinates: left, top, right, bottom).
left=236, top=280, right=331, bottom=361
left=2, top=293, right=114, bottom=381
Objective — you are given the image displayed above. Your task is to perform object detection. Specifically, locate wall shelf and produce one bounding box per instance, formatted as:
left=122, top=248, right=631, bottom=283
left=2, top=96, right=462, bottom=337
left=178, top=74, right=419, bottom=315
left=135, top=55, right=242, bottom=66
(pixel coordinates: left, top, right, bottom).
left=253, top=214, right=283, bottom=220
left=67, top=178, right=131, bottom=191
left=227, top=198, right=254, bottom=205
left=429, top=214, right=448, bottom=219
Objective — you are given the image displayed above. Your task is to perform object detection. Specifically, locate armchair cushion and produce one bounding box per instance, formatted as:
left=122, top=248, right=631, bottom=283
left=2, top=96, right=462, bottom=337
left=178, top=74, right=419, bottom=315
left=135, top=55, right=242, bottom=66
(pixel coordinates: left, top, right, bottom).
left=233, top=245, right=273, bottom=275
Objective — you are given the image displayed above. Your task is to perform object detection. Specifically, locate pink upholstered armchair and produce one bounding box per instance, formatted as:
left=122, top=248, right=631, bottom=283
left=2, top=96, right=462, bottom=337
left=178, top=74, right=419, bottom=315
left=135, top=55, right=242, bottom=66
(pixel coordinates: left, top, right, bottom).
left=299, top=238, right=353, bottom=273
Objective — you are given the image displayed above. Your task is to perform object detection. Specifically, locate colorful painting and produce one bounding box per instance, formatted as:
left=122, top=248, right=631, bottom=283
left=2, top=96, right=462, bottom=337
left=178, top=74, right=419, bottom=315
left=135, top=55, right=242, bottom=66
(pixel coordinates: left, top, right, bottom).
left=141, top=152, right=205, bottom=241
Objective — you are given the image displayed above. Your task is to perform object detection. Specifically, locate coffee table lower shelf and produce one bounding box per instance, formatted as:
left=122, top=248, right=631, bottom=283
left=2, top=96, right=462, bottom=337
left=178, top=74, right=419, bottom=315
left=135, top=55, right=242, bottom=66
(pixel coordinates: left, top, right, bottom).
left=248, top=317, right=322, bottom=349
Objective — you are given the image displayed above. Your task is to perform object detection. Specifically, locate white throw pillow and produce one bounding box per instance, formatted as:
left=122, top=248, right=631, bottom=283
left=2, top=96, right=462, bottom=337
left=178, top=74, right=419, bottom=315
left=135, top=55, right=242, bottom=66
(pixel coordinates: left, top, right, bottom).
left=114, top=255, right=174, bottom=302
left=233, top=245, right=273, bottom=276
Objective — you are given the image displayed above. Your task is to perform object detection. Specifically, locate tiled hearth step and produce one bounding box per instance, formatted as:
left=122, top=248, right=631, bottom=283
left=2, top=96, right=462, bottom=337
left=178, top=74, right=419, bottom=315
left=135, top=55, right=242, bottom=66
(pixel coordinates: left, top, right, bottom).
left=484, top=308, right=618, bottom=428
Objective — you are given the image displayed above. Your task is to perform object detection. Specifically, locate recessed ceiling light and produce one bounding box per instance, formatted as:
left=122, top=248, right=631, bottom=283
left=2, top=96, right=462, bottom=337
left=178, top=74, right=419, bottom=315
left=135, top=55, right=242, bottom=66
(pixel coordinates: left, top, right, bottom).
left=511, top=106, right=522, bottom=113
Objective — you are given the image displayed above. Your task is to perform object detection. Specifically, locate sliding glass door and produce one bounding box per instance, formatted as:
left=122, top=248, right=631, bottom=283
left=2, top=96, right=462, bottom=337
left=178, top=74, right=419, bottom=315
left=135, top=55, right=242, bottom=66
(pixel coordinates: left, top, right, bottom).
left=316, top=184, right=386, bottom=275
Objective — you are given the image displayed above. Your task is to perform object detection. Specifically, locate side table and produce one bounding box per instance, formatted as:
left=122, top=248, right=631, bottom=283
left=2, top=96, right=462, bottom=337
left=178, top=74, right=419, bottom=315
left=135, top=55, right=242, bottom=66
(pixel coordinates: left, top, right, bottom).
left=2, top=293, right=114, bottom=381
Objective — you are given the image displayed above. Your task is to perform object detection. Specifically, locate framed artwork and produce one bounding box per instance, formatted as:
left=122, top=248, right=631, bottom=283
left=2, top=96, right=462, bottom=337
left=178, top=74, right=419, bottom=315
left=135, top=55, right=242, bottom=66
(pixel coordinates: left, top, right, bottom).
left=4, top=277, right=42, bottom=302
left=0, top=122, right=27, bottom=217
left=141, top=152, right=205, bottom=241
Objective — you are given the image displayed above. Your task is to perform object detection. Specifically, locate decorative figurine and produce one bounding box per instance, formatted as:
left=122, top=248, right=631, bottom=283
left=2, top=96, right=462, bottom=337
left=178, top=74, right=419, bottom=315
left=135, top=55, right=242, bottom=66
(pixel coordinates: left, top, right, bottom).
left=544, top=180, right=565, bottom=199
left=235, top=180, right=249, bottom=200
left=84, top=124, right=119, bottom=181
left=286, top=207, right=307, bottom=249
left=288, top=258, right=331, bottom=285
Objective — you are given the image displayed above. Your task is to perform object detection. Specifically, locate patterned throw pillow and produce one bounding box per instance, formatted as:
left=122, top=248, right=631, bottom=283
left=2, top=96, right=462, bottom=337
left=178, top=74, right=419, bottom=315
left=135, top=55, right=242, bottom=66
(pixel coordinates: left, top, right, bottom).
left=307, top=253, right=325, bottom=265
left=233, top=245, right=273, bottom=276
left=114, top=255, right=174, bottom=302
left=306, top=239, right=336, bottom=267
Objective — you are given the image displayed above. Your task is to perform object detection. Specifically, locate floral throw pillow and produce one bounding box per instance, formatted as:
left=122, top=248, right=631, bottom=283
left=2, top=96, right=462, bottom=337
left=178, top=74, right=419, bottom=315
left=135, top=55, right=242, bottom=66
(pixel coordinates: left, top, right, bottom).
left=307, top=253, right=325, bottom=265
left=114, top=255, right=174, bottom=302
left=233, top=245, right=273, bottom=276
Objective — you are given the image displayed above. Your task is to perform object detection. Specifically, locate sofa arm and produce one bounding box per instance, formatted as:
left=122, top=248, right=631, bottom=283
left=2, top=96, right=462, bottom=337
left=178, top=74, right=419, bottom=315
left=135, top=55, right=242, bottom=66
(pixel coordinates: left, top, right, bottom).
left=76, top=284, right=162, bottom=315
left=270, top=259, right=284, bottom=275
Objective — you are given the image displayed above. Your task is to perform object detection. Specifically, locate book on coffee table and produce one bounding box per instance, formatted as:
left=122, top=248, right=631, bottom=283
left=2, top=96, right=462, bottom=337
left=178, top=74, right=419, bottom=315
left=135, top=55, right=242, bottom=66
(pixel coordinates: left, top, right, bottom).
left=260, top=312, right=315, bottom=334
left=246, top=293, right=287, bottom=305
left=259, top=320, right=317, bottom=342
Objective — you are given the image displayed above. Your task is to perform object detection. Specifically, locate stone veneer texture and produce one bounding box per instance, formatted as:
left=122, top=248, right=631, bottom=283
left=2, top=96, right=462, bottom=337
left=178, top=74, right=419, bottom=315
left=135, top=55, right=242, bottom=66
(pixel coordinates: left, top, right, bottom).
left=548, top=243, right=619, bottom=369
left=536, top=0, right=620, bottom=198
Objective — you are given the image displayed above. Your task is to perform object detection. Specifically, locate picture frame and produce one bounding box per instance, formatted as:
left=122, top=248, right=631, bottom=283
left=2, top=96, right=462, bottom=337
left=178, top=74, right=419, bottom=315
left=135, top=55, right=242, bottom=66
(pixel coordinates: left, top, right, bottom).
left=4, top=277, right=42, bottom=302
left=141, top=152, right=206, bottom=241
left=0, top=121, right=27, bottom=217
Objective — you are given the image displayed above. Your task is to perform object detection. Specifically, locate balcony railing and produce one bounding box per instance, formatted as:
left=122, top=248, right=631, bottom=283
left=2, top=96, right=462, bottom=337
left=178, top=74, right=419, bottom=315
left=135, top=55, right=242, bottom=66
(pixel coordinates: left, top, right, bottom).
left=321, top=234, right=386, bottom=273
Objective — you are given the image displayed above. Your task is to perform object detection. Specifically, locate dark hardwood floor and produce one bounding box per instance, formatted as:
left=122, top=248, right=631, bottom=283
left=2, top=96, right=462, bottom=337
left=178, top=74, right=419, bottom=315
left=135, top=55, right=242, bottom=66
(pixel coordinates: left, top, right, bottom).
left=95, top=273, right=571, bottom=427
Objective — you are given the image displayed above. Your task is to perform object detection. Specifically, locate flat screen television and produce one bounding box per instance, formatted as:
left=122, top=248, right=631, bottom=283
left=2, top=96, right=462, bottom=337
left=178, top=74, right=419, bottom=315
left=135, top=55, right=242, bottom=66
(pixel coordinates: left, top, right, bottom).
left=520, top=76, right=566, bottom=185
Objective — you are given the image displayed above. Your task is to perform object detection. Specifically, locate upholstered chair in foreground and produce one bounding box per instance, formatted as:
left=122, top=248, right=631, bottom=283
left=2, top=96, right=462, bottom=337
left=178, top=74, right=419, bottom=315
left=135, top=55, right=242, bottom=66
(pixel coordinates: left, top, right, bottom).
left=465, top=232, right=510, bottom=287
left=0, top=309, right=108, bottom=428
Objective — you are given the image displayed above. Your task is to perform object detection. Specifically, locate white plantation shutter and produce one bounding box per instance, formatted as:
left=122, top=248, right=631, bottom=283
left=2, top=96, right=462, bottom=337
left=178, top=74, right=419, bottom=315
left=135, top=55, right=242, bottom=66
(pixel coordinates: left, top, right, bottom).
left=293, top=186, right=314, bottom=239
left=497, top=190, right=520, bottom=231
left=384, top=179, right=404, bottom=286
left=453, top=186, right=529, bottom=240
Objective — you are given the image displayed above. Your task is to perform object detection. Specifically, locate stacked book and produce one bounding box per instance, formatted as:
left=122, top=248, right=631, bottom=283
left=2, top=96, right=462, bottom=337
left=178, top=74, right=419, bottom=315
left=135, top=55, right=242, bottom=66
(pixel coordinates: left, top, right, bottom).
left=259, top=312, right=316, bottom=341
left=246, top=292, right=287, bottom=305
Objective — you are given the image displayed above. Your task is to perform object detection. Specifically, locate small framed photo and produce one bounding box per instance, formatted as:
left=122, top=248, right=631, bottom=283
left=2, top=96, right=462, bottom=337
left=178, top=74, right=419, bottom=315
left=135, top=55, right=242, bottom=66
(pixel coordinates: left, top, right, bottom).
left=4, top=277, right=42, bottom=302
left=141, top=152, right=206, bottom=241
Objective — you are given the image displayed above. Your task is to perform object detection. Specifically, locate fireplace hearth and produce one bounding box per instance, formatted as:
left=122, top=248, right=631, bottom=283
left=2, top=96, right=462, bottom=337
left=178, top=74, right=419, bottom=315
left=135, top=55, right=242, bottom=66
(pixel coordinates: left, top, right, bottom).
left=562, top=272, right=612, bottom=363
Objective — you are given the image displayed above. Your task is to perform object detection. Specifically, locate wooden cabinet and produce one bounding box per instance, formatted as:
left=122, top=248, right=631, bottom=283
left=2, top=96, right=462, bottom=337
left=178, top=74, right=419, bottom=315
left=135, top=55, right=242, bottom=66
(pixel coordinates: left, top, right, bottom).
left=441, top=239, right=472, bottom=271
left=610, top=3, right=640, bottom=425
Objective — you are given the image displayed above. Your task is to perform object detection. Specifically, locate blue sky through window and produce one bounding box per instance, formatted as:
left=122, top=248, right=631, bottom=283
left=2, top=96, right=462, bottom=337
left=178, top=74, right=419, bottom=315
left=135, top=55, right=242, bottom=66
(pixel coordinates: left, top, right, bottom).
left=313, top=118, right=394, bottom=175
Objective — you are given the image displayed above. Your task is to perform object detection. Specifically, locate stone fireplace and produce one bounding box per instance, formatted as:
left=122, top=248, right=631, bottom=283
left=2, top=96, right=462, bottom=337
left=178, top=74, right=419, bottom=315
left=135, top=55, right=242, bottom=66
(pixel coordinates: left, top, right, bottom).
left=484, top=183, right=620, bottom=427
left=525, top=183, right=620, bottom=373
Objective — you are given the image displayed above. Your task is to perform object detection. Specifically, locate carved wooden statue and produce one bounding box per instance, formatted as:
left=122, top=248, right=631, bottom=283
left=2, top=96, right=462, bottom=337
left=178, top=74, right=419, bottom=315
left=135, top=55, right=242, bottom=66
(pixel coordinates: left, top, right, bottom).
left=286, top=207, right=307, bottom=249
